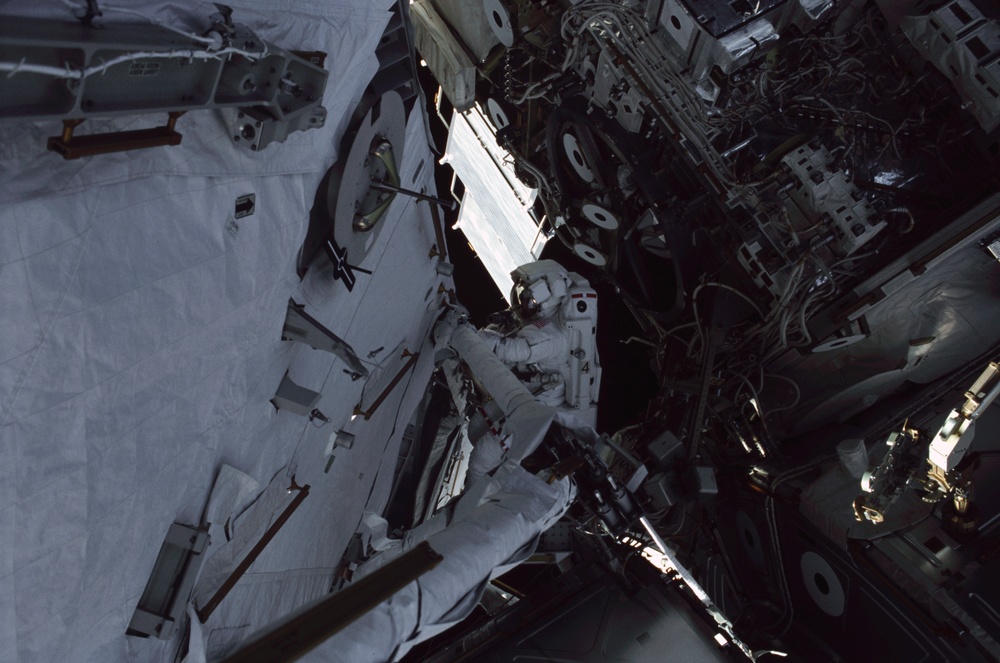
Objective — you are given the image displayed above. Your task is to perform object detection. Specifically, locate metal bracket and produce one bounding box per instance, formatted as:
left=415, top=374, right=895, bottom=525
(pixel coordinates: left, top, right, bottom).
left=48, top=112, right=186, bottom=160
left=354, top=138, right=400, bottom=232
left=126, top=522, right=210, bottom=639
left=353, top=349, right=419, bottom=420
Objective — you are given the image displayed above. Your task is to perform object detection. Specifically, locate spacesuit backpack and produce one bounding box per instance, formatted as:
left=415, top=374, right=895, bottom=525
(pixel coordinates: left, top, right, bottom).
left=561, top=272, right=602, bottom=415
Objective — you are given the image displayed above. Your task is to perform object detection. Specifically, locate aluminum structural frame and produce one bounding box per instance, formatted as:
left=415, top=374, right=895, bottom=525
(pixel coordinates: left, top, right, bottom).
left=0, top=10, right=329, bottom=156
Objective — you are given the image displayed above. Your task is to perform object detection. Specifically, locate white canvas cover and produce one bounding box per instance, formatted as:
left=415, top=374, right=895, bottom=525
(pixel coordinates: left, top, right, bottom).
left=0, top=2, right=447, bottom=661
left=302, top=460, right=574, bottom=663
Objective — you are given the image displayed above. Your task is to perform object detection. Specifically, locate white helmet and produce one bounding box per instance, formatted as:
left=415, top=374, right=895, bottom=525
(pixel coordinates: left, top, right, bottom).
left=509, top=260, right=570, bottom=321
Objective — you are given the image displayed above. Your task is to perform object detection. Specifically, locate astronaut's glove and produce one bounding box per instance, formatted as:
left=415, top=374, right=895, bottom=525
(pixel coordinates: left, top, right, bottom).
left=444, top=299, right=470, bottom=318
left=432, top=305, right=469, bottom=349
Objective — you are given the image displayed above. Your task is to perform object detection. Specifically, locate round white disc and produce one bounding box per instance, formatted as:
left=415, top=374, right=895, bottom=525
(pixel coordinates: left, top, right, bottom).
left=483, top=0, right=514, bottom=47
left=486, top=98, right=510, bottom=131
left=736, top=511, right=765, bottom=568
left=812, top=334, right=867, bottom=353
left=562, top=133, right=595, bottom=183
left=326, top=91, right=407, bottom=264
left=581, top=203, right=619, bottom=230
left=573, top=243, right=607, bottom=267
left=800, top=551, right=845, bottom=617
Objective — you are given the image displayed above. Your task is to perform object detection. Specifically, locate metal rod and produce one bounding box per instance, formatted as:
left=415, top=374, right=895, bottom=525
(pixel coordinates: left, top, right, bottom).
left=285, top=301, right=368, bottom=377
left=370, top=181, right=457, bottom=210
left=640, top=516, right=767, bottom=660
left=356, top=350, right=420, bottom=420
left=687, top=327, right=722, bottom=463
left=428, top=199, right=448, bottom=261
left=220, top=541, right=443, bottom=663
left=978, top=509, right=1000, bottom=533
left=602, top=434, right=643, bottom=469
left=196, top=479, right=311, bottom=623
left=639, top=515, right=669, bottom=556
left=639, top=516, right=711, bottom=604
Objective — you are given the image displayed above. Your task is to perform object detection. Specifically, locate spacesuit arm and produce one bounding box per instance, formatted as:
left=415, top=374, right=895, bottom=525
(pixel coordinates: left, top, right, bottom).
left=479, top=325, right=566, bottom=365
left=479, top=328, right=530, bottom=363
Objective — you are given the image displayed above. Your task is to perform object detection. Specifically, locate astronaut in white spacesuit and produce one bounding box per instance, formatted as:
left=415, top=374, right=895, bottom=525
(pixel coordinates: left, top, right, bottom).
left=478, top=260, right=600, bottom=415
left=441, top=259, right=602, bottom=485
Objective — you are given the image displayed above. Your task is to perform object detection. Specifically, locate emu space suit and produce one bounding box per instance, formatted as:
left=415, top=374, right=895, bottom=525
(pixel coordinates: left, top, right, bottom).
left=465, top=260, right=602, bottom=482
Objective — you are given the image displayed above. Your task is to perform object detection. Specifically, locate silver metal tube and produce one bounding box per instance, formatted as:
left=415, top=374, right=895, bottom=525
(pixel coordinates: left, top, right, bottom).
left=370, top=181, right=457, bottom=210
left=971, top=375, right=1000, bottom=420
left=639, top=515, right=711, bottom=604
